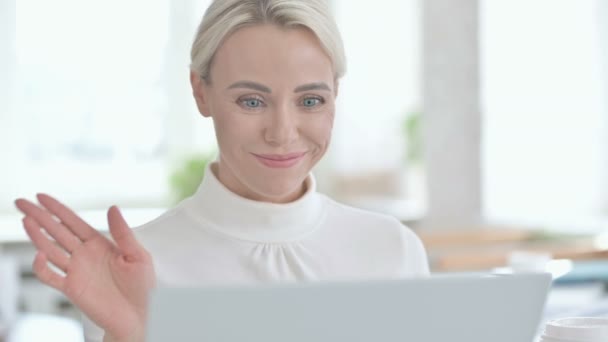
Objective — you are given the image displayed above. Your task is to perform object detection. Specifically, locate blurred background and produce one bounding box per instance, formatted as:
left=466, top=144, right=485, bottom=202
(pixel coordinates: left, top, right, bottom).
left=1, top=0, right=607, bottom=340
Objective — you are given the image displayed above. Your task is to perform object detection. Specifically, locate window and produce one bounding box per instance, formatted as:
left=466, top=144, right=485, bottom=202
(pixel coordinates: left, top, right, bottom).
left=2, top=0, right=214, bottom=211
left=330, top=0, right=425, bottom=219
left=481, top=0, right=608, bottom=231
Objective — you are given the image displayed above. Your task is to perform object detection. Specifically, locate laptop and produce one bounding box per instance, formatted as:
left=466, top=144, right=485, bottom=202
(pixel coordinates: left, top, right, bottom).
left=146, top=273, right=551, bottom=342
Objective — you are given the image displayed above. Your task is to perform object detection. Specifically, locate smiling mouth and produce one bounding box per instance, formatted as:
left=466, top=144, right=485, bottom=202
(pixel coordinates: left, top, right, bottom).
left=252, top=152, right=307, bottom=168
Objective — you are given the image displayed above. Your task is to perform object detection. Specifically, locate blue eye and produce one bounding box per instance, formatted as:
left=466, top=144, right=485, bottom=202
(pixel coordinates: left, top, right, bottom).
left=302, top=97, right=323, bottom=107
left=243, top=98, right=262, bottom=108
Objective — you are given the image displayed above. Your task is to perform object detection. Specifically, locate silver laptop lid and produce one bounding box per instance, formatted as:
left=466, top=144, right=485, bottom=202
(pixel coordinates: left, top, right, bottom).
left=146, top=273, right=551, bottom=342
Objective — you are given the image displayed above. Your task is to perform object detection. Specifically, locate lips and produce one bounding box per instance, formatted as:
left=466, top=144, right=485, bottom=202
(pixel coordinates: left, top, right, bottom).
left=252, top=152, right=307, bottom=168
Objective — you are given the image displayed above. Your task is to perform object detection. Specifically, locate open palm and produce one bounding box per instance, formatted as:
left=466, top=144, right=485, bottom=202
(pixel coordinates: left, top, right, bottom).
left=15, top=194, right=155, bottom=341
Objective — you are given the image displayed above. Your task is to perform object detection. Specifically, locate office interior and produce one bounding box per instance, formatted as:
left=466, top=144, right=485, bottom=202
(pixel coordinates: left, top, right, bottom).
left=1, top=0, right=607, bottom=340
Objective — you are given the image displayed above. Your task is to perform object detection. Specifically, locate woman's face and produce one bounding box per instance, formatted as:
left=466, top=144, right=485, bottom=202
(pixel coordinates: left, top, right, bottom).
left=190, top=24, right=337, bottom=203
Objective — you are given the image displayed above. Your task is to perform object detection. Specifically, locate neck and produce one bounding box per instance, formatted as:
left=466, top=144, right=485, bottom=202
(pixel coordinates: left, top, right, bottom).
left=184, top=162, right=324, bottom=243
left=213, top=161, right=307, bottom=204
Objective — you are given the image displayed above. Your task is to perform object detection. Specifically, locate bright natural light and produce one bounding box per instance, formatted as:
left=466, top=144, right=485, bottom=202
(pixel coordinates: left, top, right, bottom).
left=481, top=0, right=608, bottom=231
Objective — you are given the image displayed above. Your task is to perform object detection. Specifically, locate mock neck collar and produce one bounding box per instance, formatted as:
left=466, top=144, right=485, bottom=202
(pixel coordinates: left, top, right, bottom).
left=182, top=162, right=325, bottom=243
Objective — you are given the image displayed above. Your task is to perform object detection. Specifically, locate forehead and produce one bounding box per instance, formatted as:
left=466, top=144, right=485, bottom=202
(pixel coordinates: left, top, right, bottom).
left=210, top=24, right=334, bottom=87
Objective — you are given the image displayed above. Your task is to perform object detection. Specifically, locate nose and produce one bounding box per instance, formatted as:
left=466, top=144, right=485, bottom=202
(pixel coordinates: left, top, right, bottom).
left=264, top=105, right=299, bottom=146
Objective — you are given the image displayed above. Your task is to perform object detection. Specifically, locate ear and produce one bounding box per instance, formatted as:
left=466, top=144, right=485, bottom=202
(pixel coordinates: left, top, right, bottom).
left=190, top=70, right=212, bottom=117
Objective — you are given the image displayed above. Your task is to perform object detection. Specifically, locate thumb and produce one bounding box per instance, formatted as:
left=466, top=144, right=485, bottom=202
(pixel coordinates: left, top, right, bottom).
left=108, top=205, right=142, bottom=258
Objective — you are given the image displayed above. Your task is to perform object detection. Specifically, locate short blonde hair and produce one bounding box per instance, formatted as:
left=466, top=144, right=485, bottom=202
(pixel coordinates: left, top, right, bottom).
left=190, top=0, right=346, bottom=83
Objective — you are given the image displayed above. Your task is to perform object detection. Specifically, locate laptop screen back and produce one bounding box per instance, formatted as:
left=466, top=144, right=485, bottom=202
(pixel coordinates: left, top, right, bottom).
left=146, top=273, right=551, bottom=342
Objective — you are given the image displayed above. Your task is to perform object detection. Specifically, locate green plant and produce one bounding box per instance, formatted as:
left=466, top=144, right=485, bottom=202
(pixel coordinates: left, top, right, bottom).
left=404, top=109, right=422, bottom=165
left=169, top=152, right=214, bottom=204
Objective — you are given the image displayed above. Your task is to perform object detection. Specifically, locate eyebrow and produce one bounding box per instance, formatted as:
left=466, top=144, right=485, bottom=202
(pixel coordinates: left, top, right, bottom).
left=227, top=81, right=332, bottom=93
left=294, top=82, right=332, bottom=93
left=227, top=81, right=271, bottom=93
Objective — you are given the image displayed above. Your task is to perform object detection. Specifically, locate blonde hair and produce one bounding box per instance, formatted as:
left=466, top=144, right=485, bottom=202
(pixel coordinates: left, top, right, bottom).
left=190, top=0, right=346, bottom=83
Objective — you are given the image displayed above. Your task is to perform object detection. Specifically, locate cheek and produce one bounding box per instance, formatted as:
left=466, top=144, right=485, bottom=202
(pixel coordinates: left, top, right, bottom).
left=320, top=118, right=334, bottom=142
left=213, top=109, right=258, bottom=145
left=213, top=112, right=243, bottom=155
left=307, top=111, right=334, bottom=146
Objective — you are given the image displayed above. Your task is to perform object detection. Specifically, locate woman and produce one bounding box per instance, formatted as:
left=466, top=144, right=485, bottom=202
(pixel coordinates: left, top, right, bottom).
left=14, top=0, right=429, bottom=341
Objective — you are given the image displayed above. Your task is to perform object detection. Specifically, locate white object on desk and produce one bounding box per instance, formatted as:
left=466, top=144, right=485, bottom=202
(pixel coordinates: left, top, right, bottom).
left=509, top=251, right=552, bottom=273
left=7, top=314, right=83, bottom=342
left=540, top=317, right=608, bottom=342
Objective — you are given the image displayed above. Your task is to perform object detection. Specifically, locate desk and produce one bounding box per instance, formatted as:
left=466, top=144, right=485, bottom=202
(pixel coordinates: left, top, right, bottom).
left=534, top=282, right=608, bottom=341
left=544, top=282, right=608, bottom=319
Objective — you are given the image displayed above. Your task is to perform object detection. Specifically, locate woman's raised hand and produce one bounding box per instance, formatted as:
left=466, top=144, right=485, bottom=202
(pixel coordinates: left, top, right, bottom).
left=14, top=194, right=155, bottom=342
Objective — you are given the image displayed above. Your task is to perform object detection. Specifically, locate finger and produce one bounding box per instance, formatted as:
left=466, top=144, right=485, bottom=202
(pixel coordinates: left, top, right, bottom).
left=35, top=193, right=100, bottom=241
left=108, top=206, right=142, bottom=259
left=23, top=217, right=70, bottom=272
left=14, top=198, right=82, bottom=252
left=33, top=252, right=66, bottom=292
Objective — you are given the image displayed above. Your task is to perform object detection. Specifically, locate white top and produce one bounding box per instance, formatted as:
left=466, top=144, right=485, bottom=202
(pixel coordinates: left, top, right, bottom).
left=83, top=165, right=429, bottom=341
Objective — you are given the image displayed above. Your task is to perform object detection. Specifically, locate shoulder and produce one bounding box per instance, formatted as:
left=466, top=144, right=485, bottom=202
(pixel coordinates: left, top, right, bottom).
left=321, top=195, right=430, bottom=276
left=131, top=206, right=182, bottom=236
left=129, top=199, right=198, bottom=248
left=321, top=195, right=413, bottom=238
left=321, top=195, right=403, bottom=227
